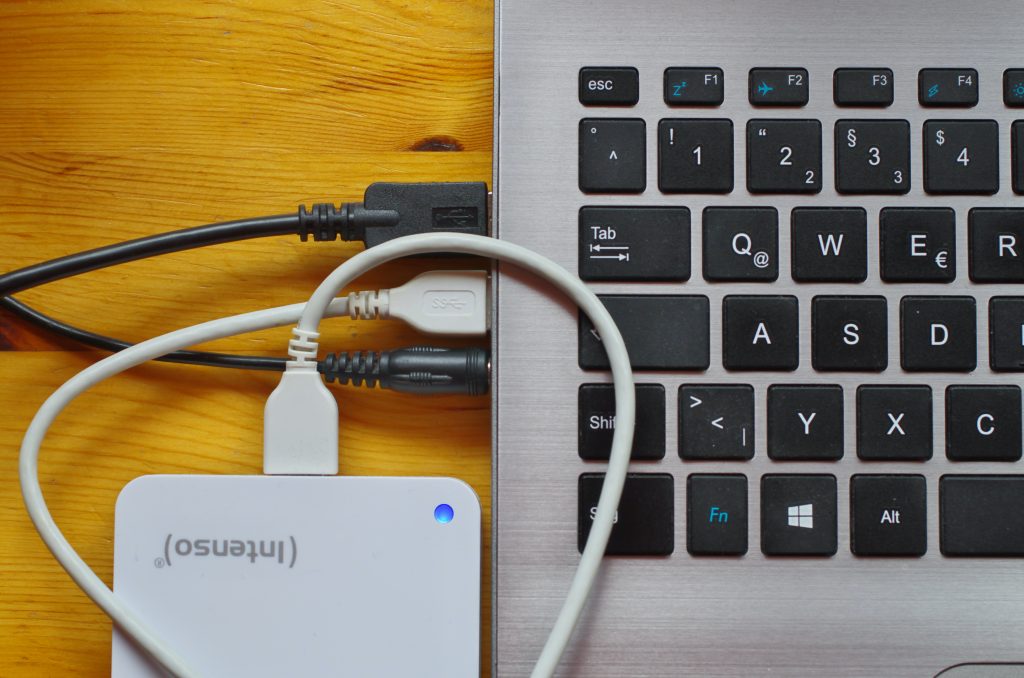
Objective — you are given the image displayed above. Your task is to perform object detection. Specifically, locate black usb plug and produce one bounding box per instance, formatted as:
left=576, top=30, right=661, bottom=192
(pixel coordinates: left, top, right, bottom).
left=298, top=182, right=489, bottom=248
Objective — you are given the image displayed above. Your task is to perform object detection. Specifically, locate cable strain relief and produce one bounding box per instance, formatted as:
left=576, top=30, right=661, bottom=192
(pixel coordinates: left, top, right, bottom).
left=347, top=289, right=389, bottom=320
left=319, top=350, right=383, bottom=387
left=297, top=202, right=364, bottom=242
left=287, top=328, right=321, bottom=367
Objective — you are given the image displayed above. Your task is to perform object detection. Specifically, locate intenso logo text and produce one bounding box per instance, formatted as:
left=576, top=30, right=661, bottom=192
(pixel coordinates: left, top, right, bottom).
left=161, top=534, right=298, bottom=569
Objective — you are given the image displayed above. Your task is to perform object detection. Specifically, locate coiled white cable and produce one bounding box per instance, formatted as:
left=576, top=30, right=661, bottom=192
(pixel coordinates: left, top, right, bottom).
left=19, top=232, right=636, bottom=677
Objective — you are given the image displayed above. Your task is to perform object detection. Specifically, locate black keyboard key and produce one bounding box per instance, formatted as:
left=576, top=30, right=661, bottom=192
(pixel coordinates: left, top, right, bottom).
left=1015, top=121, right=1024, bottom=194
left=850, top=475, right=927, bottom=557
left=679, top=384, right=754, bottom=460
left=1004, top=69, right=1024, bottom=107
left=747, top=119, right=822, bottom=193
left=702, top=207, right=778, bottom=281
left=578, top=384, right=666, bottom=461
left=664, top=67, right=724, bottom=106
left=749, top=68, right=808, bottom=106
left=687, top=474, right=748, bottom=556
left=879, top=207, right=956, bottom=282
left=767, top=385, right=844, bottom=461
left=835, top=120, right=910, bottom=194
left=946, top=386, right=1022, bottom=461
left=833, top=68, right=894, bottom=107
left=579, top=67, right=639, bottom=106
left=658, top=119, right=733, bottom=193
left=791, top=208, right=868, bottom=282
left=811, top=296, right=888, bottom=372
left=579, top=295, right=710, bottom=371
left=919, top=68, right=978, bottom=107
left=924, top=120, right=999, bottom=195
left=990, top=297, right=1024, bottom=371
left=941, top=475, right=1024, bottom=556
left=900, top=296, right=977, bottom=372
left=857, top=386, right=933, bottom=461
left=969, top=208, right=1024, bottom=282
left=578, top=207, right=690, bottom=281
left=761, top=475, right=838, bottom=556
left=722, top=295, right=799, bottom=371
left=578, top=473, right=674, bottom=555
left=579, top=118, right=646, bottom=193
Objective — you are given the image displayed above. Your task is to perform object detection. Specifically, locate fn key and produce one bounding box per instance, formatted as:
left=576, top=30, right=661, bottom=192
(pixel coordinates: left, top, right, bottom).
left=579, top=473, right=674, bottom=555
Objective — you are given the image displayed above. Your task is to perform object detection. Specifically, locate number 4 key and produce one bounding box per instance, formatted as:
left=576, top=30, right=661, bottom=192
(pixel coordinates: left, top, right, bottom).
left=924, top=120, right=1000, bottom=195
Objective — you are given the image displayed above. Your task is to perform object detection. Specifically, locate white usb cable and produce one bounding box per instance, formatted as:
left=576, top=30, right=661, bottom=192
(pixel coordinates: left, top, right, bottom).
left=19, top=233, right=635, bottom=677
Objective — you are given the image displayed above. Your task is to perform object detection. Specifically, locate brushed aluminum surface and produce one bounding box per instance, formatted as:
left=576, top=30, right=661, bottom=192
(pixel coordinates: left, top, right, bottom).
left=493, top=1, right=1024, bottom=675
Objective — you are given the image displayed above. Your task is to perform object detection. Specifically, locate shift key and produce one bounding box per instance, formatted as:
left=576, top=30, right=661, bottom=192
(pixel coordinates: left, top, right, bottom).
left=579, top=207, right=691, bottom=281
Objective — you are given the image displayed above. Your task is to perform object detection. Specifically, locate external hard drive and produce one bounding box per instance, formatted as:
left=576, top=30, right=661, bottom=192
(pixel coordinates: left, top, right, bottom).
left=112, top=474, right=480, bottom=676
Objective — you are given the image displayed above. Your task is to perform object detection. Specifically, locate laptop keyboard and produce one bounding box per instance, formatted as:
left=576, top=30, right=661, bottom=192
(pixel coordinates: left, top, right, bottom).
left=575, top=65, right=1024, bottom=560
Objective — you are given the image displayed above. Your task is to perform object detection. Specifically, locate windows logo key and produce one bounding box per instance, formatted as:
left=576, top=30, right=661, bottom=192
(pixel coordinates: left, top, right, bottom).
left=787, top=504, right=814, bottom=529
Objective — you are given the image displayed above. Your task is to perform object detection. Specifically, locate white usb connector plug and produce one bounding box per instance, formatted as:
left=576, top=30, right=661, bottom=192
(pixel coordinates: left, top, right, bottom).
left=347, top=270, right=489, bottom=336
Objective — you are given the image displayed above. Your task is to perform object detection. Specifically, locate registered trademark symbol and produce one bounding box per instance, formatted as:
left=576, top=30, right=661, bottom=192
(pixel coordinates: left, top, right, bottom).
left=153, top=557, right=165, bottom=569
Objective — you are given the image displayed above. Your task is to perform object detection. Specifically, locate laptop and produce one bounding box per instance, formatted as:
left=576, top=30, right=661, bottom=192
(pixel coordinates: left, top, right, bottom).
left=492, top=0, right=1024, bottom=675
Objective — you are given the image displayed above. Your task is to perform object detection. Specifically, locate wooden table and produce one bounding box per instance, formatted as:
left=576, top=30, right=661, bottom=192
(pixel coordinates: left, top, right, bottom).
left=0, top=2, right=493, bottom=674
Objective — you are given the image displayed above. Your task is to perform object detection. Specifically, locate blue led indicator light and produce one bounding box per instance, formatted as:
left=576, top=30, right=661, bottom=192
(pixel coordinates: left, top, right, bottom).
left=434, top=503, right=455, bottom=524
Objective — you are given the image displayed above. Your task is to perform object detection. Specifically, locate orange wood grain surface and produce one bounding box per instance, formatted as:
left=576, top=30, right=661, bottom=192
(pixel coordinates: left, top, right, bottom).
left=0, top=2, right=493, bottom=675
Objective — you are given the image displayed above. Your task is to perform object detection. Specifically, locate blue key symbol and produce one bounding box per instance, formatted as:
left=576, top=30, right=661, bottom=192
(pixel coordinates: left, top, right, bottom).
left=708, top=506, right=729, bottom=523
left=1013, top=82, right=1024, bottom=99
left=927, top=84, right=940, bottom=98
left=672, top=81, right=688, bottom=97
left=757, top=81, right=774, bottom=97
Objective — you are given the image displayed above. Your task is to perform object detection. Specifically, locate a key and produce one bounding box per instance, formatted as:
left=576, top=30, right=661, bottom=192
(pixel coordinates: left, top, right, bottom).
left=1004, top=69, right=1024, bottom=107
left=924, top=120, right=999, bottom=195
left=702, top=207, right=778, bottom=281
left=1014, top=121, right=1024, bottom=195
left=579, top=295, right=710, bottom=370
left=850, top=475, right=927, bottom=557
left=578, top=67, right=639, bottom=106
left=578, top=207, right=690, bottom=281
left=835, top=120, right=910, bottom=194
left=989, top=297, right=1024, bottom=371
left=767, top=385, right=844, bottom=461
left=747, top=119, right=822, bottom=193
left=578, top=473, right=674, bottom=555
left=761, top=475, right=838, bottom=557
left=833, top=68, right=894, bottom=107
left=578, top=384, right=666, bottom=461
left=678, top=384, right=754, bottom=460
left=791, top=208, right=867, bottom=282
left=579, top=118, right=646, bottom=193
left=919, top=68, right=978, bottom=107
left=749, top=68, right=808, bottom=106
left=658, top=119, right=733, bottom=193
left=722, top=295, right=799, bottom=371
left=941, top=476, right=1024, bottom=556
left=946, top=386, right=1022, bottom=461
left=687, top=474, right=748, bottom=556
left=664, top=67, right=724, bottom=106
left=900, top=296, right=977, bottom=372
left=879, top=207, right=956, bottom=282
left=811, top=296, right=888, bottom=372
left=969, top=208, right=1024, bottom=282
left=857, top=385, right=933, bottom=461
